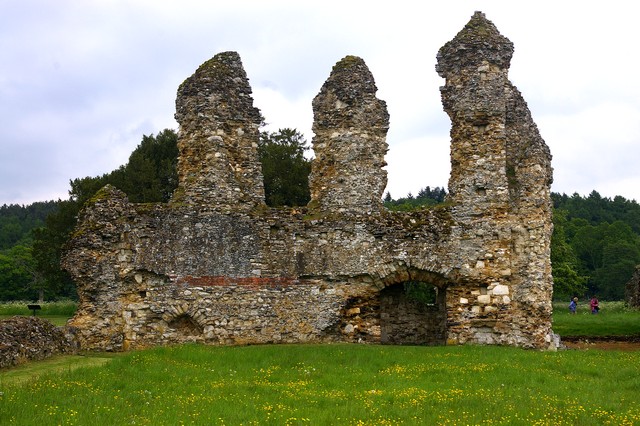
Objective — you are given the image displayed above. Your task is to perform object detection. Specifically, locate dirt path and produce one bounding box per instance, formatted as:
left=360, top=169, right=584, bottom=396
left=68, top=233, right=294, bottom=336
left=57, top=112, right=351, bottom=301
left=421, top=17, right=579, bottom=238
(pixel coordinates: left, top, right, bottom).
left=562, top=335, right=640, bottom=351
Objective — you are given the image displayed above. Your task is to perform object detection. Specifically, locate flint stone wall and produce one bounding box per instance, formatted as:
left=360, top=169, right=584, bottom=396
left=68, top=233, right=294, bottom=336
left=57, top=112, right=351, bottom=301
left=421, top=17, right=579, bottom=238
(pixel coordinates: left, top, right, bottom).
left=625, top=265, right=640, bottom=308
left=62, top=12, right=555, bottom=351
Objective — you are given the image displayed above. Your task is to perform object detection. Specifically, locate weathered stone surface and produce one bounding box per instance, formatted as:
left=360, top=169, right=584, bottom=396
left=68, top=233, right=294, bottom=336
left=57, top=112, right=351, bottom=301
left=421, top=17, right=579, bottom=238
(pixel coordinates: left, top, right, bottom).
left=0, top=316, right=77, bottom=369
left=309, top=55, right=389, bottom=214
left=625, top=265, right=640, bottom=308
left=172, top=51, right=265, bottom=212
left=436, top=11, right=554, bottom=348
left=62, top=12, right=555, bottom=351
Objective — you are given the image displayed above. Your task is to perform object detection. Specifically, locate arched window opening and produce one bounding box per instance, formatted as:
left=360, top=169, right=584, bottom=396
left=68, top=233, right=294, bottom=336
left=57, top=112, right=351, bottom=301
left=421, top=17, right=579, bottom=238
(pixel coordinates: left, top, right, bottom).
left=380, top=281, right=446, bottom=345
left=168, top=313, right=203, bottom=337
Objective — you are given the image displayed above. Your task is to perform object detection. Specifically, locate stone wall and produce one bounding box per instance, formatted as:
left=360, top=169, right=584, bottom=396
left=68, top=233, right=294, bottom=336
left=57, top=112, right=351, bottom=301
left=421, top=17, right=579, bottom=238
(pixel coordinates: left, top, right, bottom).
left=625, top=265, right=640, bottom=308
left=172, top=51, right=265, bottom=212
left=62, top=11, right=556, bottom=351
left=309, top=55, right=389, bottom=214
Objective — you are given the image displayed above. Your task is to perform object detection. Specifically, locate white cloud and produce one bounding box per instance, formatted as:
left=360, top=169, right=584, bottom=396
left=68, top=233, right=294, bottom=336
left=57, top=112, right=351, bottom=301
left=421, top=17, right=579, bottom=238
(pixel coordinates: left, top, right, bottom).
left=1, top=1, right=640, bottom=205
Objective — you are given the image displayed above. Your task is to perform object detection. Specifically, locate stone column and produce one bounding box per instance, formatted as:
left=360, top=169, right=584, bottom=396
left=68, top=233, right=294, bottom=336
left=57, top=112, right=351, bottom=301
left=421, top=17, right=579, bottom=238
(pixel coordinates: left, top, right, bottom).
left=436, top=11, right=513, bottom=212
left=438, top=12, right=555, bottom=348
left=309, top=55, right=389, bottom=215
left=172, top=51, right=265, bottom=213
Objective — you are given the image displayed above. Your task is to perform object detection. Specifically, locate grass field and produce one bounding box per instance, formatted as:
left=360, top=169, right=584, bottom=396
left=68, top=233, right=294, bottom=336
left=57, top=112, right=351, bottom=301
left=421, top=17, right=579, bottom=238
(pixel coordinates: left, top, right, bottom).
left=0, top=300, right=76, bottom=326
left=552, top=301, right=640, bottom=337
left=1, top=300, right=639, bottom=424
left=1, top=344, right=639, bottom=425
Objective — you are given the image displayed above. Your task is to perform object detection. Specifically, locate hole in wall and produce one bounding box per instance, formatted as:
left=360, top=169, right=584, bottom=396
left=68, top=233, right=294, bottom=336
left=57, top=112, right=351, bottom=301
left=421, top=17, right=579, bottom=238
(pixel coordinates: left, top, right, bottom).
left=168, top=313, right=203, bottom=336
left=379, top=281, right=447, bottom=346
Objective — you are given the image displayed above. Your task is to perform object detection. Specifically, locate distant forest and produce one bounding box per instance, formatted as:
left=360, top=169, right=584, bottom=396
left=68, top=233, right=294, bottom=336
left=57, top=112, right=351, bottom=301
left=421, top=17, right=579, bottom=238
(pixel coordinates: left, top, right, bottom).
left=1, top=128, right=639, bottom=302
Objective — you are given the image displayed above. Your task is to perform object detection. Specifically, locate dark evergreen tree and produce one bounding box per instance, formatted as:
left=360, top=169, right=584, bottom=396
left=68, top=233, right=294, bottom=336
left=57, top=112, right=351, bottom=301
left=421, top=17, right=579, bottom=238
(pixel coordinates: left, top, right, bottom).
left=553, top=191, right=640, bottom=300
left=30, top=130, right=179, bottom=301
left=550, top=209, right=587, bottom=299
left=384, top=186, right=447, bottom=211
left=0, top=201, right=59, bottom=250
left=258, top=128, right=311, bottom=207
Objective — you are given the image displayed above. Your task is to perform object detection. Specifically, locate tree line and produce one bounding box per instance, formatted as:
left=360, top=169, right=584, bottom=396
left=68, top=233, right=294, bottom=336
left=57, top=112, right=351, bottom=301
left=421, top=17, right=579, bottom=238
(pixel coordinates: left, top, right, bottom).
left=1, top=128, right=638, bottom=302
left=551, top=192, right=640, bottom=300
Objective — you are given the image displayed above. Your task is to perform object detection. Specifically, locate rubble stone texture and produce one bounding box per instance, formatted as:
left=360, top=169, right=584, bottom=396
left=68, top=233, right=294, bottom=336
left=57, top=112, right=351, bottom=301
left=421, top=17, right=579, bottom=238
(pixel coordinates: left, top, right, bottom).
left=625, top=265, right=640, bottom=308
left=0, top=316, right=77, bottom=368
left=309, top=55, right=389, bottom=214
left=172, top=51, right=265, bottom=212
left=62, top=12, right=556, bottom=351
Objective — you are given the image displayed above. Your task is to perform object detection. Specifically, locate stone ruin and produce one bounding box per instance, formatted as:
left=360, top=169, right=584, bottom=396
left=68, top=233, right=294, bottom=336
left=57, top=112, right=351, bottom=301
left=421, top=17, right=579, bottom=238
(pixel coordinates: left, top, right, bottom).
left=625, top=265, right=640, bottom=308
left=62, top=12, right=555, bottom=351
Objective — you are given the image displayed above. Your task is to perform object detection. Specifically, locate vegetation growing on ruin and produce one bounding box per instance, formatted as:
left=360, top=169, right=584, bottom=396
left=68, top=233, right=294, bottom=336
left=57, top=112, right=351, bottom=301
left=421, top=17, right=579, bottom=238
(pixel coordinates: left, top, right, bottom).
left=2, top=344, right=640, bottom=425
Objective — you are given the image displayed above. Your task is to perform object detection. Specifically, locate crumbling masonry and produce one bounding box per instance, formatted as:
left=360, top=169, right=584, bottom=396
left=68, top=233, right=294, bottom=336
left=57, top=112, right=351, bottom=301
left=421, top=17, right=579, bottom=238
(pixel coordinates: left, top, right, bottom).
left=625, top=265, right=640, bottom=308
left=62, top=12, right=555, bottom=351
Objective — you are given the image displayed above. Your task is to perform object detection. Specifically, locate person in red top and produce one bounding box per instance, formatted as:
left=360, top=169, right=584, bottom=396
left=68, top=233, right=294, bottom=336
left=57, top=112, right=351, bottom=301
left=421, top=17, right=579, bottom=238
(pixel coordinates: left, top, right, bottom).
left=590, top=296, right=600, bottom=314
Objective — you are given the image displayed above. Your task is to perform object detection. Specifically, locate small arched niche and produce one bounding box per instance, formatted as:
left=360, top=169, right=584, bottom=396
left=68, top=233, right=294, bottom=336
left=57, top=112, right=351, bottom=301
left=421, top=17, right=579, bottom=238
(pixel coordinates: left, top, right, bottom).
left=379, top=281, right=447, bottom=345
left=168, top=313, right=203, bottom=337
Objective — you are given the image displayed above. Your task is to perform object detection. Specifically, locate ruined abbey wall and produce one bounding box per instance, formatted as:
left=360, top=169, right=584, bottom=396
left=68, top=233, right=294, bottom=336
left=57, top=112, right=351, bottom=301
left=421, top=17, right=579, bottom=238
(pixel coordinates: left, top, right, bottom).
left=62, top=12, right=555, bottom=351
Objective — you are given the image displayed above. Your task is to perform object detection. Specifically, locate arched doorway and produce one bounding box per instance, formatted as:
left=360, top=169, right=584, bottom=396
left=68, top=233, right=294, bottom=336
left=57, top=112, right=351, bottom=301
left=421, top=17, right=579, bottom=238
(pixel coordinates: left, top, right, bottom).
left=379, top=281, right=447, bottom=345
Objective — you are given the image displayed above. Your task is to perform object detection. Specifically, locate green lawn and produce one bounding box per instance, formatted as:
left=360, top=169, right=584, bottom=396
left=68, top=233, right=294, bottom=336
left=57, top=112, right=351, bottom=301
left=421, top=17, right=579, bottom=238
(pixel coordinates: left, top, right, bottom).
left=1, top=344, right=639, bottom=425
left=1, top=301, right=640, bottom=424
left=552, top=301, right=640, bottom=337
left=0, top=354, right=116, bottom=386
left=0, top=300, right=76, bottom=326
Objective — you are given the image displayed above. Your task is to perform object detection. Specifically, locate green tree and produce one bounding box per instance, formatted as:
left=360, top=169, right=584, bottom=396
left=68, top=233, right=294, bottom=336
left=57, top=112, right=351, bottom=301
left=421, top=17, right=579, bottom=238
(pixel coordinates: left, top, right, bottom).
left=111, top=129, right=179, bottom=203
left=31, top=130, right=179, bottom=300
left=595, top=241, right=640, bottom=300
left=568, top=220, right=640, bottom=300
left=31, top=200, right=79, bottom=300
left=550, top=209, right=587, bottom=299
left=0, top=201, right=59, bottom=250
left=258, top=128, right=311, bottom=207
left=0, top=244, right=44, bottom=300
left=67, top=129, right=179, bottom=205
left=384, top=186, right=447, bottom=211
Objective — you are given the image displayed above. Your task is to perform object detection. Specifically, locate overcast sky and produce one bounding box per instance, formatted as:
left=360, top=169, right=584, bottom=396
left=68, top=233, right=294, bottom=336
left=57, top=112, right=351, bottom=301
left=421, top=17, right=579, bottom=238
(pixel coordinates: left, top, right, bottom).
left=2, top=1, right=639, bottom=206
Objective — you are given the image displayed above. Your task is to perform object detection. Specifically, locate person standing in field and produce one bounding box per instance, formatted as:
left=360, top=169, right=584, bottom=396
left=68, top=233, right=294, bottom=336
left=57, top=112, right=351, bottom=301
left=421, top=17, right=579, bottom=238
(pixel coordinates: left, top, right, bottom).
left=590, top=296, right=599, bottom=314
left=569, top=297, right=578, bottom=314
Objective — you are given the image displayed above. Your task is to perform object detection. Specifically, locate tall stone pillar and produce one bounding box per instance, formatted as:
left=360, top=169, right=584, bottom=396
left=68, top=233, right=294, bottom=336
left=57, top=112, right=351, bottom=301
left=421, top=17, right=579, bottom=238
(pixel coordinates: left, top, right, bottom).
left=308, top=56, right=389, bottom=214
left=438, top=12, right=555, bottom=348
left=171, top=51, right=265, bottom=212
left=436, top=11, right=513, bottom=213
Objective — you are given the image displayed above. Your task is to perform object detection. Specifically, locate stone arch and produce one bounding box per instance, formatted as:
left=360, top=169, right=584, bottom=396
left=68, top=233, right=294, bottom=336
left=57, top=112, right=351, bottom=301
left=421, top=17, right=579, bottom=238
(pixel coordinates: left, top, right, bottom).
left=379, top=281, right=447, bottom=345
left=168, top=314, right=203, bottom=337
left=337, top=267, right=449, bottom=345
left=163, top=304, right=206, bottom=338
left=374, top=267, right=449, bottom=345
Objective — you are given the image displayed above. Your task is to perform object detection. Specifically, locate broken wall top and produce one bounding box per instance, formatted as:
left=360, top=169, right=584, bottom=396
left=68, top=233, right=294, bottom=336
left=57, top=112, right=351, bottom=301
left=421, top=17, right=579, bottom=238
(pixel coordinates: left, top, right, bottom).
left=309, top=55, right=390, bottom=214
left=172, top=51, right=265, bottom=212
left=436, top=11, right=514, bottom=76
